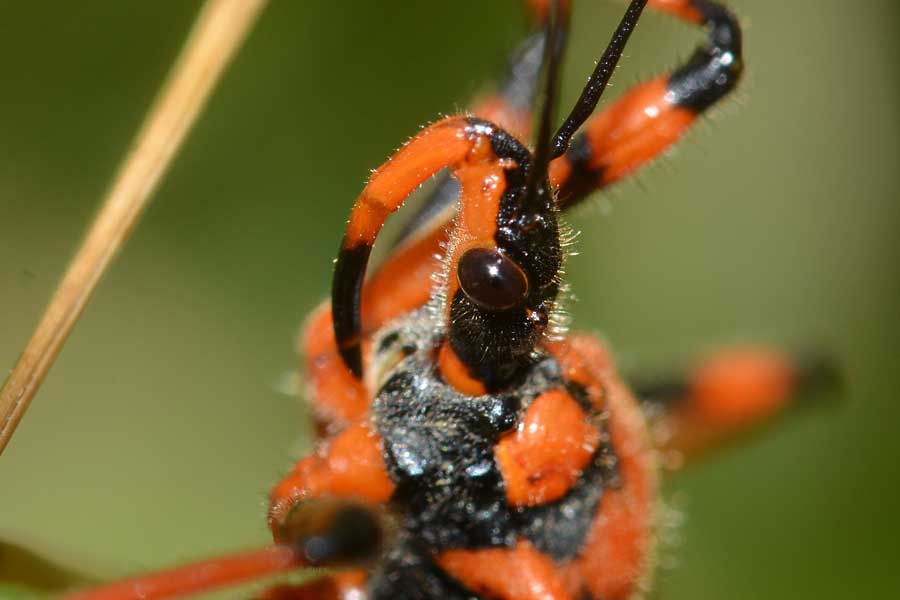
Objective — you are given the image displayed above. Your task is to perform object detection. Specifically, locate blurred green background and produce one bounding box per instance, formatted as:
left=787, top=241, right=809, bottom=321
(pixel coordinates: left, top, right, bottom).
left=1, top=0, right=898, bottom=598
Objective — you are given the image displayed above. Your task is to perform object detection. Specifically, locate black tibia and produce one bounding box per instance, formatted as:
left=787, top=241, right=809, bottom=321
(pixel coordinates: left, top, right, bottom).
left=449, top=120, right=562, bottom=392
left=667, top=1, right=743, bottom=112
left=332, top=243, right=371, bottom=378
left=629, top=372, right=691, bottom=414
left=368, top=311, right=620, bottom=599
left=390, top=31, right=548, bottom=252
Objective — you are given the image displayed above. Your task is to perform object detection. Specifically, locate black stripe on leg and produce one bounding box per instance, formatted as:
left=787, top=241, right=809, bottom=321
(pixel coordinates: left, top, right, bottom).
left=667, top=1, right=743, bottom=112
left=629, top=373, right=690, bottom=412
left=332, top=242, right=372, bottom=378
left=557, top=132, right=606, bottom=206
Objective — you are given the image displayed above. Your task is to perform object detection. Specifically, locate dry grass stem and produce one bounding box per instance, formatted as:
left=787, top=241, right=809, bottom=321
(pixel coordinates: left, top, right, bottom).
left=0, top=0, right=269, bottom=455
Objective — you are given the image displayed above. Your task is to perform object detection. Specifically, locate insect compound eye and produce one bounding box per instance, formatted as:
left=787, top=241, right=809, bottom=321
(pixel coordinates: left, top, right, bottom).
left=457, top=247, right=529, bottom=311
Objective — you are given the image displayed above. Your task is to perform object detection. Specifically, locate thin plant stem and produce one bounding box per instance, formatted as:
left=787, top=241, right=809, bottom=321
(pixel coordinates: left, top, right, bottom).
left=0, top=0, right=268, bottom=455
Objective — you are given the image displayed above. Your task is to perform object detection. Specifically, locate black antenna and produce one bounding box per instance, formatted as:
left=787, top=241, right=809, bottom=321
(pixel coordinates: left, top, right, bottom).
left=524, top=0, right=569, bottom=201
left=550, top=0, right=648, bottom=160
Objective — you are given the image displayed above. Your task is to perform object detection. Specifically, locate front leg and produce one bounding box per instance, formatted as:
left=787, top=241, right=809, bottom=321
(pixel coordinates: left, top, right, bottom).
left=550, top=0, right=744, bottom=204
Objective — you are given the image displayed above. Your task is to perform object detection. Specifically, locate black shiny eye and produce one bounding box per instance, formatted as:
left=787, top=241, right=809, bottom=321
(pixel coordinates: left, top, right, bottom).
left=457, top=247, right=529, bottom=311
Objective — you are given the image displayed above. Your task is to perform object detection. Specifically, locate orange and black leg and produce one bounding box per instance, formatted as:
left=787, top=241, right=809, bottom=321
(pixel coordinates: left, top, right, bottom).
left=302, top=0, right=566, bottom=426
left=59, top=426, right=393, bottom=600
left=549, top=0, right=743, bottom=204
left=333, top=1, right=652, bottom=395
left=261, top=420, right=399, bottom=599
left=268, top=419, right=395, bottom=532
left=330, top=114, right=565, bottom=395
left=390, top=0, right=567, bottom=252
left=305, top=110, right=541, bottom=417
left=632, top=346, right=841, bottom=461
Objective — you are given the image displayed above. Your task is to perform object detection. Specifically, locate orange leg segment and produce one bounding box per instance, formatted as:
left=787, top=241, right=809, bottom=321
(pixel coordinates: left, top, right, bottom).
left=549, top=0, right=743, bottom=207
left=61, top=546, right=304, bottom=600
left=60, top=547, right=364, bottom=600
left=301, top=223, right=448, bottom=426
left=549, top=75, right=698, bottom=196
left=636, top=346, right=841, bottom=461
left=268, top=420, right=395, bottom=535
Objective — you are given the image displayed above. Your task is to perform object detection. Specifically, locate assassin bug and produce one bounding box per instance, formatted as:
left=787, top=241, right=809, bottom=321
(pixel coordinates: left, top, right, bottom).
left=9, top=0, right=837, bottom=598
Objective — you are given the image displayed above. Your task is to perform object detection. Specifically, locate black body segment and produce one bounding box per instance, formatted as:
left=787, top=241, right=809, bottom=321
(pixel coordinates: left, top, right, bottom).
left=369, top=311, right=619, bottom=599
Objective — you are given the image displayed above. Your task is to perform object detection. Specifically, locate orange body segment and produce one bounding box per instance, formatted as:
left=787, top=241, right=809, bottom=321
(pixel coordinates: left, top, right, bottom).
left=268, top=421, right=394, bottom=531
left=551, top=336, right=657, bottom=600
left=438, top=343, right=489, bottom=397
left=496, top=388, right=600, bottom=506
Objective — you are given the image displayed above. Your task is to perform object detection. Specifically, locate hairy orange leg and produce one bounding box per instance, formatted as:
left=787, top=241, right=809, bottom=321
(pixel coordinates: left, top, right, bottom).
left=60, top=546, right=303, bottom=600
left=548, top=0, right=742, bottom=205
left=636, top=346, right=840, bottom=461
left=268, top=420, right=395, bottom=533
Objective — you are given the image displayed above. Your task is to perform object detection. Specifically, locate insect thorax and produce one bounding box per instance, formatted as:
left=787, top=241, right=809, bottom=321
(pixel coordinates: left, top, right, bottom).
left=366, top=308, right=619, bottom=597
